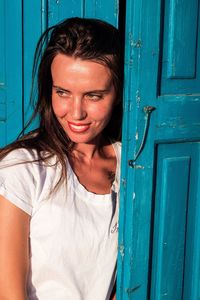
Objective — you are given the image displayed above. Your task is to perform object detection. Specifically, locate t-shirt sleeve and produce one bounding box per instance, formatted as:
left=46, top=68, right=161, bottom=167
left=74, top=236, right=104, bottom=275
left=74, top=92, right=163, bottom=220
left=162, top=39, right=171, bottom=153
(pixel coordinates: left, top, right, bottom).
left=0, top=149, right=37, bottom=215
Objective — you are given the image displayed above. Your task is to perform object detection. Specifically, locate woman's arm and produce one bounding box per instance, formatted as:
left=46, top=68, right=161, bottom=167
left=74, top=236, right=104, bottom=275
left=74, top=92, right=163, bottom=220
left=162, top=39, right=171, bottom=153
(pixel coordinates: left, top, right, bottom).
left=0, top=195, right=30, bottom=300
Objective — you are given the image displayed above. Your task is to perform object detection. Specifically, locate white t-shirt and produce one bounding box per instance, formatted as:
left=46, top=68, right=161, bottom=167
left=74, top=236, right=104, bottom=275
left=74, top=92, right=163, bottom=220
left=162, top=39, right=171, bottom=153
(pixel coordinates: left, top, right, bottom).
left=0, top=142, right=121, bottom=300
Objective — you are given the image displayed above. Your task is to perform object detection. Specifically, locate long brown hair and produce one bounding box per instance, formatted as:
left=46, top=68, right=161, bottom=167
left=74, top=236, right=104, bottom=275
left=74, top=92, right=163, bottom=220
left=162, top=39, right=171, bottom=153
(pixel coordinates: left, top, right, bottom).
left=0, top=17, right=123, bottom=187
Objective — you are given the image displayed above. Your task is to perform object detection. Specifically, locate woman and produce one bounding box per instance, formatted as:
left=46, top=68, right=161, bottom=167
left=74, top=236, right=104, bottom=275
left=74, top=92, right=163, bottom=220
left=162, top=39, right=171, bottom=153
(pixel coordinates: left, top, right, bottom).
left=0, top=17, right=123, bottom=300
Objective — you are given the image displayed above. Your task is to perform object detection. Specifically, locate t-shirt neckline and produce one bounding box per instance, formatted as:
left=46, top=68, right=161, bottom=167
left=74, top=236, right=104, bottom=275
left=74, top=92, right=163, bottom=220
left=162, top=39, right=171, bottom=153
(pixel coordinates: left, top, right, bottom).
left=66, top=142, right=120, bottom=204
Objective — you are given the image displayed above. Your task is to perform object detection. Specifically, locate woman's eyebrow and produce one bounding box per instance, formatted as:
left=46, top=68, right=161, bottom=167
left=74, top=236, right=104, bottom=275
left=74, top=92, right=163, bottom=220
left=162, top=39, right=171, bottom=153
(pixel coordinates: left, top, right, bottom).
left=86, top=82, right=113, bottom=93
left=53, top=85, right=70, bottom=92
left=52, top=85, right=111, bottom=94
left=86, top=89, right=110, bottom=94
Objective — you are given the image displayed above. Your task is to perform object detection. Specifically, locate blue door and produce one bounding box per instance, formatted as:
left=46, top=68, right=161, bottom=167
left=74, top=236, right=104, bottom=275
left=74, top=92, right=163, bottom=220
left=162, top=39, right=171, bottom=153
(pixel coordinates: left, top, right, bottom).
left=117, top=0, right=200, bottom=299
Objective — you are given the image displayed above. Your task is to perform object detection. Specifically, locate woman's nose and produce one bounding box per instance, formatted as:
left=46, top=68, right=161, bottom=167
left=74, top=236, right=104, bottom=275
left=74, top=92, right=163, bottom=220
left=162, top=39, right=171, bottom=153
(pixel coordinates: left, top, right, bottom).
left=70, top=97, right=86, bottom=120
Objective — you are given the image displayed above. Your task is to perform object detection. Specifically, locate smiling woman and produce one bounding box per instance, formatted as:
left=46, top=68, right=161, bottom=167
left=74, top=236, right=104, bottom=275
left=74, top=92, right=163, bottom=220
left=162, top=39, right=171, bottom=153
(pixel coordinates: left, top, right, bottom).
left=0, top=17, right=123, bottom=300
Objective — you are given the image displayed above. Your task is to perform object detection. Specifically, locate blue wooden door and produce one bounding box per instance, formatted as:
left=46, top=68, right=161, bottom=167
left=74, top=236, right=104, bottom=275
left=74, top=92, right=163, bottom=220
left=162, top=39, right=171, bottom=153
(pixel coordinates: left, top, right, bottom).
left=117, top=0, right=200, bottom=299
left=0, top=0, right=119, bottom=146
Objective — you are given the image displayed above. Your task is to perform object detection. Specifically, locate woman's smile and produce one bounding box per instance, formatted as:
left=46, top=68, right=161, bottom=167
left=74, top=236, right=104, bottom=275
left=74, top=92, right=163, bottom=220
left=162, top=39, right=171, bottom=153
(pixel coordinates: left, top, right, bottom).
left=67, top=121, right=91, bottom=133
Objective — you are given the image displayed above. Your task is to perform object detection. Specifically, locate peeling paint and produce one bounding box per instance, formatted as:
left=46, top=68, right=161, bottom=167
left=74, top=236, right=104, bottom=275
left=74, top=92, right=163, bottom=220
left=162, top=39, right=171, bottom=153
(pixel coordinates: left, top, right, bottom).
left=119, top=244, right=125, bottom=257
left=135, top=130, right=139, bottom=140
left=136, top=90, right=141, bottom=106
left=128, top=102, right=132, bottom=112
left=122, top=178, right=126, bottom=187
left=128, top=161, right=145, bottom=169
left=128, top=59, right=134, bottom=66
left=130, top=37, right=142, bottom=48
left=161, top=292, right=168, bottom=296
left=123, top=101, right=130, bottom=112
left=132, top=192, right=136, bottom=200
left=156, top=119, right=187, bottom=129
left=135, top=40, right=142, bottom=48
left=156, top=121, right=176, bottom=128
left=133, top=164, right=145, bottom=169
left=129, top=32, right=134, bottom=46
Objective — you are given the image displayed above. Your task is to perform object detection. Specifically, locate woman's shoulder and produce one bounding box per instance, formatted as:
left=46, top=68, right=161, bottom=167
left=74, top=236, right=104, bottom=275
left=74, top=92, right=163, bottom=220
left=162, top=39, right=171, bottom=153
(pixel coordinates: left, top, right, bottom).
left=0, top=148, right=57, bottom=215
left=112, top=141, right=121, bottom=157
left=112, top=141, right=121, bottom=149
left=0, top=148, right=42, bottom=170
left=0, top=147, right=60, bottom=207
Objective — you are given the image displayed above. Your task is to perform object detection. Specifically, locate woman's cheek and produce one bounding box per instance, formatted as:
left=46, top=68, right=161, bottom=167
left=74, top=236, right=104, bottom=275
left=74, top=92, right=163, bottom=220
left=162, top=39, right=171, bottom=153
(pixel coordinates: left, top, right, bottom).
left=52, top=98, right=69, bottom=118
left=88, top=103, right=113, bottom=121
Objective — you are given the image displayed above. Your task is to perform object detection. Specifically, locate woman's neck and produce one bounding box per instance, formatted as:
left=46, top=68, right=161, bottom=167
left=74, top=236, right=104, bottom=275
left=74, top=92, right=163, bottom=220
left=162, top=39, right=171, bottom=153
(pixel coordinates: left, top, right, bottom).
left=71, top=136, right=108, bottom=161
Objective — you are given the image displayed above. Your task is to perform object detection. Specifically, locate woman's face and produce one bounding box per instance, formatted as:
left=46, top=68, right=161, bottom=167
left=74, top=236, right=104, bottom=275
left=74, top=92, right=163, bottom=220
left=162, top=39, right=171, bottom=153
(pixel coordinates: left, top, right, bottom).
left=51, top=54, right=116, bottom=144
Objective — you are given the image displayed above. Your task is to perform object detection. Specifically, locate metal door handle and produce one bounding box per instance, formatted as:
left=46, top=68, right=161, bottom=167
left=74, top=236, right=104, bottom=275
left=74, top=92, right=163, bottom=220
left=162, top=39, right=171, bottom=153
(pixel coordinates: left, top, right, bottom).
left=128, top=106, right=156, bottom=168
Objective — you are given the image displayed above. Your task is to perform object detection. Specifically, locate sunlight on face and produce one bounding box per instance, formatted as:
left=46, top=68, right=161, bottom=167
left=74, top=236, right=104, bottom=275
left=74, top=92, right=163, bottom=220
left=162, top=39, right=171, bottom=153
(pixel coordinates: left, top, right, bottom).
left=51, top=54, right=116, bottom=144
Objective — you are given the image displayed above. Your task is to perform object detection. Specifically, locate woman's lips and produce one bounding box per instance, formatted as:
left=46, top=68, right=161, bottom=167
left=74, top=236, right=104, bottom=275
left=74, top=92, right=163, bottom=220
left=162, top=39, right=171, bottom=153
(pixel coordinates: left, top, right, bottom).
left=67, top=121, right=91, bottom=133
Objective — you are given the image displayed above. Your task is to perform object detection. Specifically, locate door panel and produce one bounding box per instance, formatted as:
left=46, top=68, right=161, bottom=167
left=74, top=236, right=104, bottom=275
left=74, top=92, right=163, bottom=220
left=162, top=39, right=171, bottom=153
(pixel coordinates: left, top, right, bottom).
left=156, top=95, right=200, bottom=142
left=151, top=143, right=200, bottom=299
left=161, top=0, right=200, bottom=94
left=117, top=0, right=200, bottom=299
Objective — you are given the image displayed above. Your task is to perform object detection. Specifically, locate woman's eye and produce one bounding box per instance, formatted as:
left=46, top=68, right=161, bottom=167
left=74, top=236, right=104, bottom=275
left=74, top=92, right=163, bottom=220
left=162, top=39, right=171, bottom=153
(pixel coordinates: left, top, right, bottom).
left=86, top=94, right=103, bottom=101
left=56, top=90, right=69, bottom=97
